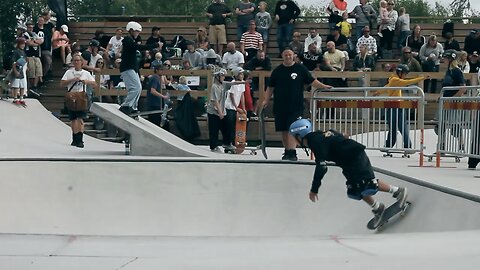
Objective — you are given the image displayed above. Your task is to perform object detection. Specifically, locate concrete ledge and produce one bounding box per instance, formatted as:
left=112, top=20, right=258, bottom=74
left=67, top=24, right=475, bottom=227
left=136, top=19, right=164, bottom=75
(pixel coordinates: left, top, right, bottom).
left=90, top=102, right=214, bottom=157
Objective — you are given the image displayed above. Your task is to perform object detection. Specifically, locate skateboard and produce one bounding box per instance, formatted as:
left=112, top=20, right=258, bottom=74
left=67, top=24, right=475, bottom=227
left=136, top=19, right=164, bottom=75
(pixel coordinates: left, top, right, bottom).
left=225, top=112, right=248, bottom=154
left=367, top=200, right=411, bottom=231
left=424, top=153, right=463, bottom=163
left=380, top=149, right=415, bottom=158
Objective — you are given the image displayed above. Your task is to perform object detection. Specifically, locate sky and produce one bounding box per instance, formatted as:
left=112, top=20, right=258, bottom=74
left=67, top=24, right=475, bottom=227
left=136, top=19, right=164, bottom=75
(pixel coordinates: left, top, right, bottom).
left=295, top=0, right=480, bottom=12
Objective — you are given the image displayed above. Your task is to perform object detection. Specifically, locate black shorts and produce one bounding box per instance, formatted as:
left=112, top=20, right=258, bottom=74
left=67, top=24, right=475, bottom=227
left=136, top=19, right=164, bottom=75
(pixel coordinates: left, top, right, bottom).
left=343, top=151, right=377, bottom=200
left=68, top=110, right=87, bottom=120
left=274, top=111, right=303, bottom=131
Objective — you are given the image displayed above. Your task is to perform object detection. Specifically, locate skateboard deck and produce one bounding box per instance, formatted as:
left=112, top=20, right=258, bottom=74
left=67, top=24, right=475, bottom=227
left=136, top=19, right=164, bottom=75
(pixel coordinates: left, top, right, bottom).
left=380, top=149, right=415, bottom=158
left=233, top=112, right=248, bottom=154
left=367, top=200, right=411, bottom=231
left=424, top=153, right=463, bottom=163
left=259, top=108, right=268, bottom=159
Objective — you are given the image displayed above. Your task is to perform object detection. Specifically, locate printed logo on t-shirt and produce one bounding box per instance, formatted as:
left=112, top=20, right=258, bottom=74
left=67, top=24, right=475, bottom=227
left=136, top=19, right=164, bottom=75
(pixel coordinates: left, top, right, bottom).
left=324, top=131, right=334, bottom=137
left=290, top=72, right=298, bottom=79
left=280, top=4, right=287, bottom=10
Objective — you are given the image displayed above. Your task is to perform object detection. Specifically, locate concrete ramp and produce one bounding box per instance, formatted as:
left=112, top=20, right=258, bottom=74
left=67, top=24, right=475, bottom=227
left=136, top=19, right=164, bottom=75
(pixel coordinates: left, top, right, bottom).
left=90, top=102, right=215, bottom=157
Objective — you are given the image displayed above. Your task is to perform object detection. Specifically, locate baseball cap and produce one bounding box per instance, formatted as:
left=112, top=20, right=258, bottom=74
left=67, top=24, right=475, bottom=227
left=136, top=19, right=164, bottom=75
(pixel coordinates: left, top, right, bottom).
left=473, top=51, right=479, bottom=57
left=61, top=25, right=69, bottom=33
left=198, top=26, right=207, bottom=32
left=152, top=26, right=160, bottom=32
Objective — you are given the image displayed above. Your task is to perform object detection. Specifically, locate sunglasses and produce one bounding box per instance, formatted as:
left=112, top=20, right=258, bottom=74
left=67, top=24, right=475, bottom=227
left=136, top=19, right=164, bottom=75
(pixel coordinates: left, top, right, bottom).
left=388, top=3, right=394, bottom=5
left=404, top=52, right=411, bottom=54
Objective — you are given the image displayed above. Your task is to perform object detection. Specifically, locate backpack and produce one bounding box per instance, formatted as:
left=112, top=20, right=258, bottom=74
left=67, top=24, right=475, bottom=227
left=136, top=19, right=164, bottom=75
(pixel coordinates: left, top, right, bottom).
left=168, top=35, right=187, bottom=56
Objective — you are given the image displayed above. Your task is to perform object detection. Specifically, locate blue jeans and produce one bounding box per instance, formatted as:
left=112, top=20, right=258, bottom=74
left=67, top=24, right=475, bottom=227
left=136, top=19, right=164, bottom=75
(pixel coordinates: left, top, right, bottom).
left=385, top=108, right=411, bottom=148
left=236, top=25, right=249, bottom=41
left=120, top=69, right=142, bottom=110
left=397, top=30, right=410, bottom=49
left=277, top=23, right=294, bottom=54
left=355, top=25, right=367, bottom=41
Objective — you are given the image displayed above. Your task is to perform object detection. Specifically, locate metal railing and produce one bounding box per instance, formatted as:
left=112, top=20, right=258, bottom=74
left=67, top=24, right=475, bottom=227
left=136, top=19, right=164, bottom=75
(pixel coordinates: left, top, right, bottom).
left=311, top=86, right=425, bottom=166
left=435, top=86, right=480, bottom=167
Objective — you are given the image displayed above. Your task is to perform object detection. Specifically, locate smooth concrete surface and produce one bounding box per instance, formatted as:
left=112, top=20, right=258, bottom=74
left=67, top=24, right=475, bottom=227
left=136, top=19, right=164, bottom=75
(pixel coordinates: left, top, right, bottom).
left=90, top=102, right=217, bottom=157
left=2, top=99, right=480, bottom=269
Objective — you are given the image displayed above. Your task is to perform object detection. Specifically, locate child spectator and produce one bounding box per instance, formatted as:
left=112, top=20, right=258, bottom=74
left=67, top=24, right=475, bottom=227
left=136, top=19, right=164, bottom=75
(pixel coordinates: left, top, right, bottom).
left=10, top=38, right=28, bottom=105
left=377, top=0, right=388, bottom=37
left=146, top=65, right=170, bottom=126
left=288, top=32, right=304, bottom=56
left=336, top=12, right=352, bottom=38
left=224, top=67, right=246, bottom=150
left=255, top=1, right=272, bottom=54
left=207, top=68, right=228, bottom=152
left=396, top=7, right=410, bottom=49
left=458, top=51, right=470, bottom=73
left=151, top=52, right=163, bottom=69
left=173, top=76, right=191, bottom=101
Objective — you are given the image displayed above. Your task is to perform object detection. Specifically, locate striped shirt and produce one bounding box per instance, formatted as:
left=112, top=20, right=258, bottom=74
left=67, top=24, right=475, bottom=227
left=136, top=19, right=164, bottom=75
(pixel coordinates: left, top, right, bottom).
left=240, top=31, right=263, bottom=50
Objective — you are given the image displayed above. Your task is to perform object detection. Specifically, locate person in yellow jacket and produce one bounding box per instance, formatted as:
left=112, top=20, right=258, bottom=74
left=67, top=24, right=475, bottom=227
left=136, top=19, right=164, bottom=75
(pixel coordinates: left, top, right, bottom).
left=373, top=64, right=427, bottom=149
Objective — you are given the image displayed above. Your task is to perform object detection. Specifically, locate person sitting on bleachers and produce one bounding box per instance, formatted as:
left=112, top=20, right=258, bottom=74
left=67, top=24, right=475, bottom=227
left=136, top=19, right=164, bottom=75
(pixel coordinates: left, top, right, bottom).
left=400, top=46, right=422, bottom=72
left=356, top=26, right=377, bottom=56
left=222, top=42, right=245, bottom=70
left=51, top=25, right=71, bottom=68
left=182, top=40, right=203, bottom=69
left=298, top=43, right=323, bottom=71
left=81, top=39, right=103, bottom=73
left=468, top=51, right=480, bottom=74
left=304, top=27, right=322, bottom=53
left=194, top=26, right=209, bottom=49
left=288, top=32, right=304, bottom=56
left=105, top=28, right=124, bottom=66
left=323, top=41, right=346, bottom=87
left=443, top=32, right=460, bottom=52
left=405, top=24, right=425, bottom=60
left=352, top=44, right=375, bottom=72
left=244, top=50, right=271, bottom=91
left=326, top=25, right=348, bottom=51
left=464, top=29, right=480, bottom=57
left=146, top=26, right=166, bottom=54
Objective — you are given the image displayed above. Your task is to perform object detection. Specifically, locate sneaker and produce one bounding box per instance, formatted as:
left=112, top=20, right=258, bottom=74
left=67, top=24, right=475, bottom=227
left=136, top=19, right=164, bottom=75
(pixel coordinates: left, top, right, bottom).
left=119, top=106, right=132, bottom=115
left=392, top=187, right=408, bottom=207
left=282, top=150, right=298, bottom=161
left=371, top=203, right=386, bottom=228
left=19, top=100, right=25, bottom=105
left=75, top=141, right=85, bottom=148
left=210, top=146, right=222, bottom=153
left=282, top=151, right=290, bottom=160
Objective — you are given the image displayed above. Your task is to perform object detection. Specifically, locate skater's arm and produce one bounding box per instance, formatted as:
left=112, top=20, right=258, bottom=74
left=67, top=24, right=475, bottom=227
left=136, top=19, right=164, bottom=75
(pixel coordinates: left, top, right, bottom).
left=311, top=162, right=327, bottom=194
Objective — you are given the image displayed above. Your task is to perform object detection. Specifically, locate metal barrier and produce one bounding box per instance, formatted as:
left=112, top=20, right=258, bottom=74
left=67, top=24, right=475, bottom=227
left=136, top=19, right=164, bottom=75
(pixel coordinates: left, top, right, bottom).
left=435, top=86, right=480, bottom=167
left=311, top=86, right=425, bottom=166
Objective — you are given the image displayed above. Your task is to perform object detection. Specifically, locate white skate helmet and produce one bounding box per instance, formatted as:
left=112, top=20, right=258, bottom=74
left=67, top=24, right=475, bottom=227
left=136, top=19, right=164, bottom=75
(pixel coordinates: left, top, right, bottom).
left=231, top=66, right=244, bottom=77
left=126, top=21, right=142, bottom=32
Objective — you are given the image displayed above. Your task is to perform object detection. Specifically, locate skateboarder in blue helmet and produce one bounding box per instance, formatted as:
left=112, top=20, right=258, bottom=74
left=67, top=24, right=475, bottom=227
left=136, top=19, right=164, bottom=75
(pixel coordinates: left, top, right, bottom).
left=289, top=118, right=408, bottom=229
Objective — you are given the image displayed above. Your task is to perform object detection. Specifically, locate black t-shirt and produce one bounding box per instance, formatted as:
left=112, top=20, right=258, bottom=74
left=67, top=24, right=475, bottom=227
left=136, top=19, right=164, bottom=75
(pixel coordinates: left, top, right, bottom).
left=469, top=61, right=480, bottom=74
left=298, top=52, right=323, bottom=71
left=33, top=22, right=54, bottom=50
left=326, top=34, right=348, bottom=47
left=207, top=3, right=231, bottom=25
left=269, top=63, right=314, bottom=115
left=442, top=67, right=465, bottom=97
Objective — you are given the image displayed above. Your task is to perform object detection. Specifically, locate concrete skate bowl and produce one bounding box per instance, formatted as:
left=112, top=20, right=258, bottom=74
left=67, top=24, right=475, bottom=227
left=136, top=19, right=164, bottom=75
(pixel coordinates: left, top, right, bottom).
left=1, top=160, right=479, bottom=237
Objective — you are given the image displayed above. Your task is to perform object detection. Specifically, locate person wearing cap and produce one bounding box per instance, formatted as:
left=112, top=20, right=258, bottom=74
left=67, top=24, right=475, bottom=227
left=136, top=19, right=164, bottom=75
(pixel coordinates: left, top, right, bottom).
left=207, top=68, right=228, bottom=152
left=419, top=35, right=443, bottom=93
left=206, top=0, right=232, bottom=56
left=240, top=20, right=263, bottom=62
left=261, top=48, right=332, bottom=161
left=146, top=26, right=166, bottom=54
left=274, top=0, right=301, bottom=56
left=326, top=25, right=348, bottom=51
left=52, top=24, right=71, bottom=67
left=356, top=26, right=377, bottom=56
left=224, top=66, right=247, bottom=151
left=372, top=64, right=426, bottom=150
left=235, top=0, right=256, bottom=41
left=82, top=39, right=103, bottom=73
left=194, top=26, right=209, bottom=49
left=119, top=21, right=162, bottom=115
left=287, top=118, right=408, bottom=230
left=439, top=49, right=467, bottom=155
left=182, top=40, right=203, bottom=69
left=468, top=51, right=480, bottom=74
left=9, top=38, right=28, bottom=105
left=464, top=29, right=480, bottom=57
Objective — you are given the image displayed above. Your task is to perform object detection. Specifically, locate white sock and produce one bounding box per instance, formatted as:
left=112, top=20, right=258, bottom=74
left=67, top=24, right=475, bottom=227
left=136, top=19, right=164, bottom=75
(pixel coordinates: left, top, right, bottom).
left=371, top=200, right=380, bottom=210
left=389, top=186, right=399, bottom=194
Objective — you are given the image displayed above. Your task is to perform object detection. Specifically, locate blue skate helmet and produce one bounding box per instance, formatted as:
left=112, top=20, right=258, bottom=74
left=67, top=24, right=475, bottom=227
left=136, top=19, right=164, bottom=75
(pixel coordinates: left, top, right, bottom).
left=289, top=118, right=313, bottom=140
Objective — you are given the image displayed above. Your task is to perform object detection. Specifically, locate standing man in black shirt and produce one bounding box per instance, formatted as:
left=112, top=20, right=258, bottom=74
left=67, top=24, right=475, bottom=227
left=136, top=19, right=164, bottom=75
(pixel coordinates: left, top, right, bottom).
left=261, top=48, right=331, bottom=161
left=36, top=10, right=55, bottom=79
left=274, top=0, right=301, bottom=56
left=206, top=0, right=232, bottom=56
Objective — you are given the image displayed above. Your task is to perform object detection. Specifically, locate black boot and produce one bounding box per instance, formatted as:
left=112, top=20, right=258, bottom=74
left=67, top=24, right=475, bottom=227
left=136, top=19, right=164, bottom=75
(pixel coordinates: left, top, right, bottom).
left=71, top=133, right=76, bottom=146
left=75, top=132, right=84, bottom=148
